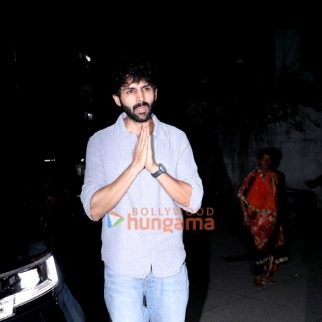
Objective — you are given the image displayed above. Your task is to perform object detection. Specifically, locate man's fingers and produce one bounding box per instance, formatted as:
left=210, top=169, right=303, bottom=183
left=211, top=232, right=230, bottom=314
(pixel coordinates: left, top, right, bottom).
left=137, top=125, right=145, bottom=148
left=133, top=124, right=151, bottom=169
left=147, top=133, right=153, bottom=158
left=141, top=127, right=148, bottom=151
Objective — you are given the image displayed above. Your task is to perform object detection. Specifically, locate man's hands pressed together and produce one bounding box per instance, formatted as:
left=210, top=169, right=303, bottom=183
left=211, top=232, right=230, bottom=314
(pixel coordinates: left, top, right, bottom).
left=131, top=123, right=158, bottom=174
left=90, top=121, right=192, bottom=221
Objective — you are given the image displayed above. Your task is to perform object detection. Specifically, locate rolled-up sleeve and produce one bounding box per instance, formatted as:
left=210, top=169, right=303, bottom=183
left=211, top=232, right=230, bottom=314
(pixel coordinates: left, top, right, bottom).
left=80, top=135, right=106, bottom=220
left=175, top=136, right=203, bottom=213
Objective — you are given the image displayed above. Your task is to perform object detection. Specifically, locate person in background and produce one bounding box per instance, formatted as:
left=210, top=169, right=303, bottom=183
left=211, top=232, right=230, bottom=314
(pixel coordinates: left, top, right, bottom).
left=237, top=147, right=289, bottom=287
left=80, top=55, right=203, bottom=321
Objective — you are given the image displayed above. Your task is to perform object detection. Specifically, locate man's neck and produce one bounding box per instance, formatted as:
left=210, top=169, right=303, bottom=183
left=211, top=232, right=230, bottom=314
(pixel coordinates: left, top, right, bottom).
left=124, top=117, right=154, bottom=136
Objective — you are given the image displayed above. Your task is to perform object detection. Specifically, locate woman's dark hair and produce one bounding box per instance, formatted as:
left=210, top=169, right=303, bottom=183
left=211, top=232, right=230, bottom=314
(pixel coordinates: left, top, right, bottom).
left=111, top=55, right=158, bottom=96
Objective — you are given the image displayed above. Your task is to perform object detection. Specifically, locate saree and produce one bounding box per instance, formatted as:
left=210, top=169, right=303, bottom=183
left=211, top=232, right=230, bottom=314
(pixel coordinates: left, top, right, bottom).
left=238, top=168, right=288, bottom=269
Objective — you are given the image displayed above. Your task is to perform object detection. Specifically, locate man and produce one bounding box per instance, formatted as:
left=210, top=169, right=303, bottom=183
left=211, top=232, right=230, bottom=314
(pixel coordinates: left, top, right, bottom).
left=80, top=56, right=203, bottom=321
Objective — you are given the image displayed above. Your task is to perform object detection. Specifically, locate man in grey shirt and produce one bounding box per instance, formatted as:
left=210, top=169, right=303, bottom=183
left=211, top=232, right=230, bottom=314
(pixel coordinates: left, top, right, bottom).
left=81, top=56, right=203, bottom=322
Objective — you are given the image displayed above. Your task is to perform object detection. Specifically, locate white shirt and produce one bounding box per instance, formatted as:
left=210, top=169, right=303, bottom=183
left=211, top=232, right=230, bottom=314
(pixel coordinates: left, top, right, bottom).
left=81, top=113, right=203, bottom=278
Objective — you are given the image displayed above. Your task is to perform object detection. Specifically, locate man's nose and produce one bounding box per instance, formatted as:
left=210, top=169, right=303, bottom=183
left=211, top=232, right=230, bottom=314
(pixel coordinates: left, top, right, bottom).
left=136, top=90, right=145, bottom=102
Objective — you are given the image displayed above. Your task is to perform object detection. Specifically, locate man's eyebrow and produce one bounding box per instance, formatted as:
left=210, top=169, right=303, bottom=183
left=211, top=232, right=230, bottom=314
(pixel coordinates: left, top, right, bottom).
left=121, top=83, right=151, bottom=90
left=120, top=84, right=134, bottom=90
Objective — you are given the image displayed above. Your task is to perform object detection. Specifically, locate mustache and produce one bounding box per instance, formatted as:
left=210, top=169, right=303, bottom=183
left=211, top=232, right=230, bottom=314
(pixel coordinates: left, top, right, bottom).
left=133, top=102, right=150, bottom=110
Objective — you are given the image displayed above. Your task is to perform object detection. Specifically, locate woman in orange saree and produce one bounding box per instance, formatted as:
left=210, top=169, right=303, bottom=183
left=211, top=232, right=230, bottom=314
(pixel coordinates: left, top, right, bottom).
left=238, top=148, right=289, bottom=287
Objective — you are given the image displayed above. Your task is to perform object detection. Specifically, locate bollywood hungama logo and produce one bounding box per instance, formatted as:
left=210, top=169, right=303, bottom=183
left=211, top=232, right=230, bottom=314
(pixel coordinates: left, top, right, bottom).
left=106, top=207, right=215, bottom=232
left=106, top=210, right=125, bottom=228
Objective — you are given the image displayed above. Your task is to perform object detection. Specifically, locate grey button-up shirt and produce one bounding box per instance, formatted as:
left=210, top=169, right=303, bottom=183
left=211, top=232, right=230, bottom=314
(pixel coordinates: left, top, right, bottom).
left=81, top=113, right=203, bottom=278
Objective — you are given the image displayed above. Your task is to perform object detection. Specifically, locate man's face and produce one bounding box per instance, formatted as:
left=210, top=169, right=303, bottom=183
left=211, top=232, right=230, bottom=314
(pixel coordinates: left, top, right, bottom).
left=113, top=80, right=157, bottom=123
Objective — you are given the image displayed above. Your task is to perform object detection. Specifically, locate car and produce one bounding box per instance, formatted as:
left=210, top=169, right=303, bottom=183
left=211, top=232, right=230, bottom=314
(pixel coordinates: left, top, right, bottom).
left=1, top=166, right=86, bottom=322
left=0, top=241, right=86, bottom=322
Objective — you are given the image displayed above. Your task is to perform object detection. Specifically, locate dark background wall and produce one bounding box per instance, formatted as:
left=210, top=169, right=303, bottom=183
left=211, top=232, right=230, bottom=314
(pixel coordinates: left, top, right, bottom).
left=7, top=8, right=322, bottom=218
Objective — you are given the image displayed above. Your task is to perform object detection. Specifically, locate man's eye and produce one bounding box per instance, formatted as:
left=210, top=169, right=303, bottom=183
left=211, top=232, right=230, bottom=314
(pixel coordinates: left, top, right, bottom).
left=126, top=89, right=135, bottom=94
left=143, top=87, right=151, bottom=91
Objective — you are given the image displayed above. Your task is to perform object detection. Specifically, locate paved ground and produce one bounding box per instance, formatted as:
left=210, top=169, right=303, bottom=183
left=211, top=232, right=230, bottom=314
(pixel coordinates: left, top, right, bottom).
left=185, top=225, right=322, bottom=322
left=66, top=214, right=322, bottom=322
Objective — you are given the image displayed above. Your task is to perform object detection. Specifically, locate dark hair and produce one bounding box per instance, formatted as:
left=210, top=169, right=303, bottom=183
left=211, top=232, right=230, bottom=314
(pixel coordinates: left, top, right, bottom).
left=111, top=55, right=158, bottom=96
left=257, top=147, right=283, bottom=168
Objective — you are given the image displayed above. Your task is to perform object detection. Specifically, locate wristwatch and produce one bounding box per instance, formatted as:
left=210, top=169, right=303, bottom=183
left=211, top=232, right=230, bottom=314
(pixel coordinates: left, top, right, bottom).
left=151, top=164, right=166, bottom=178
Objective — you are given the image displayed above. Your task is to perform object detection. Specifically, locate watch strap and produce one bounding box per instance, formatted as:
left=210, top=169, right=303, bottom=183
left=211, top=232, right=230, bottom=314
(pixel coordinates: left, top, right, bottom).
left=151, top=165, right=165, bottom=178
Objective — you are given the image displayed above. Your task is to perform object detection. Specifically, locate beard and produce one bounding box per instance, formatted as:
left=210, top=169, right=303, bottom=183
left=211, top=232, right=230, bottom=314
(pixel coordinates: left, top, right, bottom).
left=122, top=101, right=153, bottom=123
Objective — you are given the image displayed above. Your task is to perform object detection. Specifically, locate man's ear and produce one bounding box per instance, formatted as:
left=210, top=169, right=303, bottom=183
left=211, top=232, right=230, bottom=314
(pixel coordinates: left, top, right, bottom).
left=155, top=88, right=158, bottom=100
left=112, top=94, right=122, bottom=107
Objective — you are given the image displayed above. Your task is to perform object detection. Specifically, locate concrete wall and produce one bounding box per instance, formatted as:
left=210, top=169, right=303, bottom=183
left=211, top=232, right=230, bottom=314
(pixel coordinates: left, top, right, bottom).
left=217, top=105, right=322, bottom=206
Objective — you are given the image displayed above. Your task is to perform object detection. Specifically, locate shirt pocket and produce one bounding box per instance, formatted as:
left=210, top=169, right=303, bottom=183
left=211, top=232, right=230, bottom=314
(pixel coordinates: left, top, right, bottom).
left=102, top=137, right=136, bottom=183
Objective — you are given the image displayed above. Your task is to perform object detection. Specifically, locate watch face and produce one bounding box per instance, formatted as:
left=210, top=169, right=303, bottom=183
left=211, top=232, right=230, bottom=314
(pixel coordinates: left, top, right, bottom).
left=159, top=164, right=166, bottom=172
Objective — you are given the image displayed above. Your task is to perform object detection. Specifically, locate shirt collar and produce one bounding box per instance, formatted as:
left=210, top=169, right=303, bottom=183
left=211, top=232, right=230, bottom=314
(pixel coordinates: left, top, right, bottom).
left=115, top=112, right=166, bottom=140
